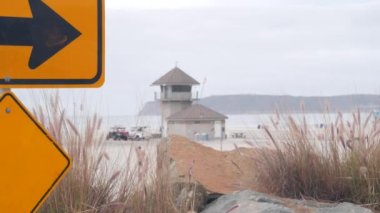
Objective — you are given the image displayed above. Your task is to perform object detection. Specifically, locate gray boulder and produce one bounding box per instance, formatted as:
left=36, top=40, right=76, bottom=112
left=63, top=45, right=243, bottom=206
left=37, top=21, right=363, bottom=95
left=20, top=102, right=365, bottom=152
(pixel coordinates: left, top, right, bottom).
left=202, top=190, right=373, bottom=213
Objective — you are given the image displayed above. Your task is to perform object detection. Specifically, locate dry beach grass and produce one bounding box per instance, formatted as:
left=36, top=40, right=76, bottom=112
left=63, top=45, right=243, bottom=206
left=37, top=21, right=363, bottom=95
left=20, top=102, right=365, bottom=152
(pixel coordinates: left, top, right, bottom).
left=255, top=110, right=380, bottom=210
left=35, top=92, right=197, bottom=213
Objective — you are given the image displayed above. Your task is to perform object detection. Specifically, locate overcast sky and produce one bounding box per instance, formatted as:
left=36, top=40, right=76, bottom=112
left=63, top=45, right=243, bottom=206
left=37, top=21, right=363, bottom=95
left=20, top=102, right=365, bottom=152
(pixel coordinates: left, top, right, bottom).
left=16, top=0, right=380, bottom=115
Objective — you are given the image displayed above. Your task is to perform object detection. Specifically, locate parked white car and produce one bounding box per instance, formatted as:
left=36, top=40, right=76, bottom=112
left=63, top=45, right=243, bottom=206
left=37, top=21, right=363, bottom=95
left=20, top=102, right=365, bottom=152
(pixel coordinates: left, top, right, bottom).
left=129, top=126, right=151, bottom=140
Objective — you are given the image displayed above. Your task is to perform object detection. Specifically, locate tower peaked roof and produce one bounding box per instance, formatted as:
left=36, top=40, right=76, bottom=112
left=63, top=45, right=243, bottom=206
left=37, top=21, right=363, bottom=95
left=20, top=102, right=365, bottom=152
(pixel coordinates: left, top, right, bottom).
left=167, top=104, right=228, bottom=121
left=151, top=67, right=200, bottom=86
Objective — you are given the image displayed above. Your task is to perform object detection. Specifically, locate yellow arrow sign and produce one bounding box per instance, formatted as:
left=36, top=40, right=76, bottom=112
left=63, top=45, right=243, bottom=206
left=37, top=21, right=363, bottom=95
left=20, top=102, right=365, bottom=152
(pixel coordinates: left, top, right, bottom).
left=0, top=0, right=104, bottom=88
left=0, top=92, right=71, bottom=212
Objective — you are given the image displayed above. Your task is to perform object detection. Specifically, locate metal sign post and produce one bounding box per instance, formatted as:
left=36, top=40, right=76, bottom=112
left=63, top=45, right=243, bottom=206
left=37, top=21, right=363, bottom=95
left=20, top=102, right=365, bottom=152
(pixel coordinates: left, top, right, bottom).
left=0, top=88, right=9, bottom=93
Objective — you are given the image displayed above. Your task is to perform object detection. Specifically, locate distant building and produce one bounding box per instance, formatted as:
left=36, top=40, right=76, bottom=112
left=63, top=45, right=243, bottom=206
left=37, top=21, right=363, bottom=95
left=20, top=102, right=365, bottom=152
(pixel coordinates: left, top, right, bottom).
left=152, top=67, right=227, bottom=140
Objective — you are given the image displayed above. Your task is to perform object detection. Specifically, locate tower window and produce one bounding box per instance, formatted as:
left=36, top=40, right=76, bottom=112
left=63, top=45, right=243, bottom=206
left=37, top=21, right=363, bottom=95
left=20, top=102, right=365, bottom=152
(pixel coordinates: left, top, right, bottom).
left=172, top=85, right=191, bottom=92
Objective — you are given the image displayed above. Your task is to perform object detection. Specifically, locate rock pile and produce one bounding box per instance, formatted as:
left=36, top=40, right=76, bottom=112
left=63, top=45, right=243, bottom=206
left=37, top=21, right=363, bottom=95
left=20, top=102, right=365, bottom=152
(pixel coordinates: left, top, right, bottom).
left=202, top=190, right=373, bottom=213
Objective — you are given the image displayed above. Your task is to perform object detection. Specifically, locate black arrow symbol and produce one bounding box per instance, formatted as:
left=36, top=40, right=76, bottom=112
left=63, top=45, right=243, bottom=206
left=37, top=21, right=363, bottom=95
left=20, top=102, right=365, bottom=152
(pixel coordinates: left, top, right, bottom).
left=0, top=0, right=81, bottom=69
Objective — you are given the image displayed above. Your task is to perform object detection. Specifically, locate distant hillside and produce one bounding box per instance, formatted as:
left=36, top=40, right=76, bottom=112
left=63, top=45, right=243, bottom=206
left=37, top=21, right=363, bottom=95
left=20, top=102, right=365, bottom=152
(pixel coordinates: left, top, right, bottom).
left=139, top=94, right=380, bottom=115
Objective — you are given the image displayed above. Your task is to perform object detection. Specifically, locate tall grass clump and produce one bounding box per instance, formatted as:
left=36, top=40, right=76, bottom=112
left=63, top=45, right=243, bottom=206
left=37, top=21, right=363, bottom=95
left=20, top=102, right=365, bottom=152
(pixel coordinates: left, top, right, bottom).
left=33, top=92, right=197, bottom=213
left=255, top=110, right=380, bottom=209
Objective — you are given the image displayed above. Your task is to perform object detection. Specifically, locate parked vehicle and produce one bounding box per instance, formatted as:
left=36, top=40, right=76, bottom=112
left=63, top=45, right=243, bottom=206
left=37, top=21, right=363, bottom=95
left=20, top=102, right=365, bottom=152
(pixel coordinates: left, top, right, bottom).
left=230, top=132, right=246, bottom=139
left=106, top=126, right=129, bottom=141
left=129, top=126, right=150, bottom=140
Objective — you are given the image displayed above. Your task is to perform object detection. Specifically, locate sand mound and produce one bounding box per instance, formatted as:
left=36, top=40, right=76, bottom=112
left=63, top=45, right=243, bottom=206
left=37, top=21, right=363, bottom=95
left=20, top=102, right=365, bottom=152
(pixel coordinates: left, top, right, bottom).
left=166, top=135, right=257, bottom=194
